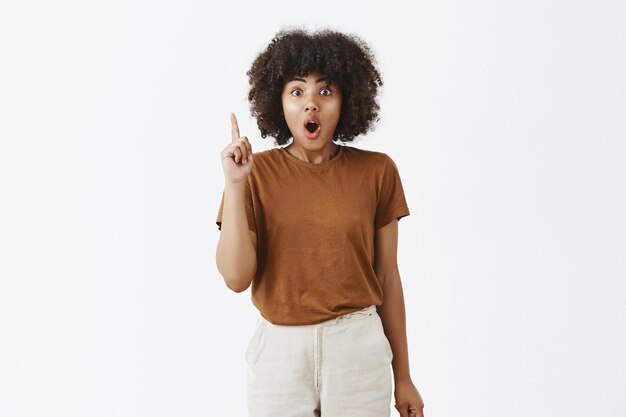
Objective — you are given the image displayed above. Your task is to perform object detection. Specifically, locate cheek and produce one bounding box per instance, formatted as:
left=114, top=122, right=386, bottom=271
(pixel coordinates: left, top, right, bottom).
left=281, top=103, right=299, bottom=126
left=279, top=99, right=291, bottom=117
left=333, top=97, right=342, bottom=111
left=332, top=102, right=342, bottom=122
left=281, top=96, right=297, bottom=112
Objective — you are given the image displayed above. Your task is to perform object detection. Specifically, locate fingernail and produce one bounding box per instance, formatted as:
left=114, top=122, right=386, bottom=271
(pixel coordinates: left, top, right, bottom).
left=243, top=157, right=247, bottom=163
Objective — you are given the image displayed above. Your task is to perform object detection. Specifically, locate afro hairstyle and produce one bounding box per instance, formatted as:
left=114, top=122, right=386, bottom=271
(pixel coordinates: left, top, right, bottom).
left=246, top=27, right=384, bottom=146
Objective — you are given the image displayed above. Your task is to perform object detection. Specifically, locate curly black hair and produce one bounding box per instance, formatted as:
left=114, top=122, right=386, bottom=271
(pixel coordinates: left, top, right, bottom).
left=246, top=26, right=384, bottom=146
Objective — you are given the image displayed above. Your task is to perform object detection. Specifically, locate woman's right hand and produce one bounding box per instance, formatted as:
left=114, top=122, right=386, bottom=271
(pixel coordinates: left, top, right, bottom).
left=221, top=112, right=253, bottom=184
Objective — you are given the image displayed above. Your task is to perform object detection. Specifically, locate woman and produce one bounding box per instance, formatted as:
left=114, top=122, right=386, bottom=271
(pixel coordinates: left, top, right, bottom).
left=216, top=27, right=425, bottom=417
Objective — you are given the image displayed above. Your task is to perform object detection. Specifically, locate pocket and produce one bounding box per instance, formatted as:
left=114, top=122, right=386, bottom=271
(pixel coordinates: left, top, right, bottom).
left=245, top=318, right=265, bottom=363
left=372, top=313, right=393, bottom=361
left=382, top=332, right=393, bottom=361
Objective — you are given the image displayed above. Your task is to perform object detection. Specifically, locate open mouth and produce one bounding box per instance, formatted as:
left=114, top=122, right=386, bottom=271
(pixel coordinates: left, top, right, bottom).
left=306, top=121, right=320, bottom=133
left=303, top=116, right=322, bottom=139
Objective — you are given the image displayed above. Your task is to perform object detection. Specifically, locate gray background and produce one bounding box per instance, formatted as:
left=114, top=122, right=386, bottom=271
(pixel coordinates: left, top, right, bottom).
left=1, top=0, right=624, bottom=416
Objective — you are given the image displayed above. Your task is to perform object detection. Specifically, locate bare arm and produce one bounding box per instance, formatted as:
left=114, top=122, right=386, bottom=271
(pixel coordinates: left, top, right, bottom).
left=374, top=219, right=411, bottom=382
left=215, top=113, right=257, bottom=293
left=374, top=219, right=425, bottom=416
left=216, top=182, right=257, bottom=292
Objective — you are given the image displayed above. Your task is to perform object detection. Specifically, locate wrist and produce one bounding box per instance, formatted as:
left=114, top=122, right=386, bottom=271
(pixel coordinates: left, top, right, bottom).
left=393, top=371, right=412, bottom=384
left=225, top=180, right=246, bottom=189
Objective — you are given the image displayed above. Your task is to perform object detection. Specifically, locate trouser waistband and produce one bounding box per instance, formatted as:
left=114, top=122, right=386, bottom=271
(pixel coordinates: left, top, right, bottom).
left=260, top=305, right=377, bottom=328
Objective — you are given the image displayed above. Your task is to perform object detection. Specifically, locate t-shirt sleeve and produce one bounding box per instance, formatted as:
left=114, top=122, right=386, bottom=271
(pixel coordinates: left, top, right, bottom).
left=374, top=155, right=410, bottom=230
left=215, top=177, right=257, bottom=233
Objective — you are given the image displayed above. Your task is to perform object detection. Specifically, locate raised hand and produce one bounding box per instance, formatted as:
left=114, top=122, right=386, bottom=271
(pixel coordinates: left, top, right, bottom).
left=221, top=112, right=253, bottom=184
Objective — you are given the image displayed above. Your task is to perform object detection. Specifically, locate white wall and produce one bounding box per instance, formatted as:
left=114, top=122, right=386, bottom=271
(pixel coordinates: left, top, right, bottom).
left=1, top=0, right=624, bottom=416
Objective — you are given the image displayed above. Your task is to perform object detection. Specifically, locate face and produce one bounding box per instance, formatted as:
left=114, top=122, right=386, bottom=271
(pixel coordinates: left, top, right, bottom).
left=280, top=71, right=342, bottom=149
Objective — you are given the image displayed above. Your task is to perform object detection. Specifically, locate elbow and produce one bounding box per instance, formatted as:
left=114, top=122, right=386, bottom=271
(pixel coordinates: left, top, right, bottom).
left=225, top=275, right=253, bottom=293
left=215, top=247, right=256, bottom=293
left=218, top=261, right=255, bottom=293
left=216, top=256, right=256, bottom=293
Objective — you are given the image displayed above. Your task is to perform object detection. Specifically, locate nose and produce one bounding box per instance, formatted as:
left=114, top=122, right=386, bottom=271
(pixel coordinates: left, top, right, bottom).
left=305, top=94, right=319, bottom=112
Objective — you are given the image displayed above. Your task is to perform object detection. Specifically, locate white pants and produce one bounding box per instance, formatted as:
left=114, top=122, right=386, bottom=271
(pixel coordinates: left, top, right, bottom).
left=245, top=305, right=393, bottom=417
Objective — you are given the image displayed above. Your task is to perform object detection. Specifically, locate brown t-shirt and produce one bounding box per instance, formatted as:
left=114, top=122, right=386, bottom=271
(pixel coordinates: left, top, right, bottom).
left=216, top=145, right=410, bottom=325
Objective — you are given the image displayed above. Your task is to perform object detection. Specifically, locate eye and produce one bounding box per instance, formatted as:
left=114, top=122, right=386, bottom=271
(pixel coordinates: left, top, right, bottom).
left=320, top=88, right=332, bottom=96
left=290, top=89, right=302, bottom=96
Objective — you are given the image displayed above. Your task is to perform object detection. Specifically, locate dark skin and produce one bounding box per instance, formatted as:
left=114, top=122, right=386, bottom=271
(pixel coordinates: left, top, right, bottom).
left=280, top=71, right=341, bottom=163
left=246, top=28, right=383, bottom=146
left=375, top=219, right=425, bottom=417
left=226, top=70, right=425, bottom=416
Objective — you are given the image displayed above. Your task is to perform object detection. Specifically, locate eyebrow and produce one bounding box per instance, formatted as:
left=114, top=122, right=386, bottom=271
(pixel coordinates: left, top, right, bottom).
left=287, top=77, right=328, bottom=84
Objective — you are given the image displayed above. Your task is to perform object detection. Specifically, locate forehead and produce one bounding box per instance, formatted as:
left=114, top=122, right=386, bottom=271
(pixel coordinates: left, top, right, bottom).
left=285, top=71, right=327, bottom=84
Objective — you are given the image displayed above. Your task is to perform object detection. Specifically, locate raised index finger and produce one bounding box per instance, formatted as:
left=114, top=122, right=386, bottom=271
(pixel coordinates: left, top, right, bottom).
left=230, top=112, right=240, bottom=143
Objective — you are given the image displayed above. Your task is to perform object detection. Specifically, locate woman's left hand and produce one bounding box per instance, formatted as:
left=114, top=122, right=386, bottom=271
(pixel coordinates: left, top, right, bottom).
left=394, top=378, right=424, bottom=417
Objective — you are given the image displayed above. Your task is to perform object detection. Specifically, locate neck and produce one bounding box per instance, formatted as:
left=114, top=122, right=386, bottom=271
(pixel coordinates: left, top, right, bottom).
left=286, top=142, right=339, bottom=164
